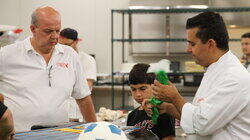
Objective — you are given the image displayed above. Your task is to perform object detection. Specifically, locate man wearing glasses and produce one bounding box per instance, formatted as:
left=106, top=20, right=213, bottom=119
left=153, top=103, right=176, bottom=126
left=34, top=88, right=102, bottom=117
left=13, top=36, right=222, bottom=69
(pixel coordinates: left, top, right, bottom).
left=0, top=6, right=96, bottom=132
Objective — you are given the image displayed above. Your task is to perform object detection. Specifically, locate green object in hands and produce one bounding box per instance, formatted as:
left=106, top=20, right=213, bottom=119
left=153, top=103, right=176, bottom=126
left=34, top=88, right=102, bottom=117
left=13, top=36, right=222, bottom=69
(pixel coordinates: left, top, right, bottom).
left=149, top=97, right=163, bottom=124
left=150, top=70, right=169, bottom=124
left=156, top=70, right=169, bottom=85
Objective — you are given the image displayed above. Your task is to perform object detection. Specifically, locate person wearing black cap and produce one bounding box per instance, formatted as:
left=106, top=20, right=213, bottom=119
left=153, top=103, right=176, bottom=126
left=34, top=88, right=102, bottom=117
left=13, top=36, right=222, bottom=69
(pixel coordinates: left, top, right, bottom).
left=59, top=28, right=79, bottom=50
left=59, top=28, right=97, bottom=122
left=59, top=28, right=97, bottom=90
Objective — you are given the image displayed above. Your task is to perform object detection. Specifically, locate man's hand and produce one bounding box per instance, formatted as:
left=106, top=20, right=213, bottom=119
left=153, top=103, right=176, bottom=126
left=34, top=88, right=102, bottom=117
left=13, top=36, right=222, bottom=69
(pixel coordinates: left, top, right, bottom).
left=142, top=99, right=153, bottom=117
left=157, top=102, right=181, bottom=120
left=142, top=99, right=181, bottom=120
left=152, top=81, right=180, bottom=102
left=152, top=80, right=187, bottom=116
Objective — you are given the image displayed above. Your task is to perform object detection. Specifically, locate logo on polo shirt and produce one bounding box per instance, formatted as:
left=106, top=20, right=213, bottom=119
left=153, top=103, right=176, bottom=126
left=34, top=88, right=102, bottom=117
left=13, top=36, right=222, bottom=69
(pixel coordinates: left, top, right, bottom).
left=197, top=98, right=204, bottom=103
left=57, top=62, right=69, bottom=68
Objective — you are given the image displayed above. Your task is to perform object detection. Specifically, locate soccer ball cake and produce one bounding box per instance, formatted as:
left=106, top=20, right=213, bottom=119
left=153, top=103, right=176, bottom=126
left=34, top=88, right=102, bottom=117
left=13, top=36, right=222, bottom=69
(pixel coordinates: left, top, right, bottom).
left=78, top=121, right=128, bottom=140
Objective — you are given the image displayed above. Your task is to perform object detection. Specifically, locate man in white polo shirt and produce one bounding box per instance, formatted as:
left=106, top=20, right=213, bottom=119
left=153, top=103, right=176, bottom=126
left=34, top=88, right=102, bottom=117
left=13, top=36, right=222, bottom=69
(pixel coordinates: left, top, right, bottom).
left=0, top=6, right=97, bottom=132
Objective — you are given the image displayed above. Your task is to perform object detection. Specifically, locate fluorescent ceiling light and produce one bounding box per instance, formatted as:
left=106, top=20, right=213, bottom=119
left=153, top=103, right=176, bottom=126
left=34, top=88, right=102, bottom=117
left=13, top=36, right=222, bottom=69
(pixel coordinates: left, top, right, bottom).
left=175, top=5, right=208, bottom=9
left=228, top=25, right=237, bottom=28
left=129, top=6, right=170, bottom=10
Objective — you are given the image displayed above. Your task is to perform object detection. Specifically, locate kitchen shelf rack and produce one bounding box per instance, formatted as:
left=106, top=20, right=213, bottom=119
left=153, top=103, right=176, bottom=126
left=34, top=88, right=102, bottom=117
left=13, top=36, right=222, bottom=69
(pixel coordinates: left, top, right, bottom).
left=113, top=7, right=250, bottom=14
left=110, top=7, right=250, bottom=109
left=113, top=38, right=241, bottom=42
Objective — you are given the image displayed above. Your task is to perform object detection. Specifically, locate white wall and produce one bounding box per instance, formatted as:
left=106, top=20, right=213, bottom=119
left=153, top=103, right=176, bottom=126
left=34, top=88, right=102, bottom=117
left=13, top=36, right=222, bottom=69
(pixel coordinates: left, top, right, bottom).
left=0, top=0, right=130, bottom=74
left=0, top=0, right=21, bottom=26
left=0, top=0, right=245, bottom=74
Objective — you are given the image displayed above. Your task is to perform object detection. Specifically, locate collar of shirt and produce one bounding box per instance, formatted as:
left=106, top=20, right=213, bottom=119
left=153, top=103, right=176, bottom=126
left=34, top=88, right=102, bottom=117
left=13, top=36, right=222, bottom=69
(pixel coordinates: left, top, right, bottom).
left=23, top=37, right=64, bottom=55
left=205, top=50, right=231, bottom=75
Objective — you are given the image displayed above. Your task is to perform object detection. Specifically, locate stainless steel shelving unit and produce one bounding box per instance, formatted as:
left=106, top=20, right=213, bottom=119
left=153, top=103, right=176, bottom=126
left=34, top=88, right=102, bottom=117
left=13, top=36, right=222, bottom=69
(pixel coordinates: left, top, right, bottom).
left=111, top=7, right=250, bottom=109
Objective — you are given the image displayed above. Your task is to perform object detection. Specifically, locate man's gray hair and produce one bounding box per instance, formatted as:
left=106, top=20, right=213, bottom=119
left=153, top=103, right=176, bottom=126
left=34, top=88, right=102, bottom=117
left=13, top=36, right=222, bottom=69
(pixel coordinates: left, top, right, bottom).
left=31, top=11, right=38, bottom=26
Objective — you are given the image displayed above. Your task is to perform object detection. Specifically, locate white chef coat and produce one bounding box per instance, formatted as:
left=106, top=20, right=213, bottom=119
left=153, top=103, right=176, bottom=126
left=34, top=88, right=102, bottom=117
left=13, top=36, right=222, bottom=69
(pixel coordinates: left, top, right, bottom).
left=79, top=51, right=97, bottom=81
left=68, top=51, right=97, bottom=121
left=0, top=37, right=91, bottom=132
left=181, top=50, right=250, bottom=140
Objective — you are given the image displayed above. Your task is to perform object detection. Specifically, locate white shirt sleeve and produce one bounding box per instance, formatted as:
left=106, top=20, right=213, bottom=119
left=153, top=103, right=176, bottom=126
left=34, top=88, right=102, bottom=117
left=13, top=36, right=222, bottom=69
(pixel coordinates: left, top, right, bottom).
left=79, top=52, right=97, bottom=81
left=181, top=102, right=196, bottom=134
left=71, top=54, right=91, bottom=99
left=181, top=78, right=249, bottom=136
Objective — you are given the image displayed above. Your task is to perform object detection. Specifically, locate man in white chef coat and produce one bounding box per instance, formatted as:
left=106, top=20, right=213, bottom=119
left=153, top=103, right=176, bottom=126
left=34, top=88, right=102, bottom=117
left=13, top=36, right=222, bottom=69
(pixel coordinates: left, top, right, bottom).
left=143, top=11, right=250, bottom=140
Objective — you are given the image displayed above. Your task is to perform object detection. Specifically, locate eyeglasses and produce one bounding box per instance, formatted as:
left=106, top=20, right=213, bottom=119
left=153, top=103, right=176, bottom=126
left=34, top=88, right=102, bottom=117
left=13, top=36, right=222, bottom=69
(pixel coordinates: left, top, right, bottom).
left=48, top=65, right=52, bottom=87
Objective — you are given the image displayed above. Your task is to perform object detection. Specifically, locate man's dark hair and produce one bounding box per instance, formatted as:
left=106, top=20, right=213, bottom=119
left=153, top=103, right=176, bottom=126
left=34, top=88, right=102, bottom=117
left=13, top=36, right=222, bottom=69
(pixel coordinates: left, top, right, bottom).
left=241, top=32, right=250, bottom=38
left=129, top=63, right=155, bottom=85
left=186, top=11, right=229, bottom=51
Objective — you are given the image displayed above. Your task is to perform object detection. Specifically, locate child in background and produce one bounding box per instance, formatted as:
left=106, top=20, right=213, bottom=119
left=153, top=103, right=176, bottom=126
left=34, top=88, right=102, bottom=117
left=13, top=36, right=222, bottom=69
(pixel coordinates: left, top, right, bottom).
left=127, top=63, right=175, bottom=140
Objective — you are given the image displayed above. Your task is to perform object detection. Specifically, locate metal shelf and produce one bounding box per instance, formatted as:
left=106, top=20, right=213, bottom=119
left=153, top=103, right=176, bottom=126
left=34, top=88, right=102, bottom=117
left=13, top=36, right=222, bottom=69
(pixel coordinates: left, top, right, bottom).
left=111, top=7, right=247, bottom=109
left=112, top=7, right=250, bottom=14
left=113, top=38, right=241, bottom=42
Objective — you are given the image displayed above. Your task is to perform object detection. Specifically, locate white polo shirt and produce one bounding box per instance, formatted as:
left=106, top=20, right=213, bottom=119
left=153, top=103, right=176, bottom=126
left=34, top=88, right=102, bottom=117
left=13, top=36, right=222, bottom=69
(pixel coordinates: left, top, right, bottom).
left=0, top=37, right=91, bottom=132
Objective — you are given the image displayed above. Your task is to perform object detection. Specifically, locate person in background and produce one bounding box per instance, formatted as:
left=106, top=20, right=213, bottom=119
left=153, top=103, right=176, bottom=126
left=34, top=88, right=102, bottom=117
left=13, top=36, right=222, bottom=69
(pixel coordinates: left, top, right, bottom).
left=59, top=28, right=97, bottom=122
left=0, top=6, right=96, bottom=132
left=59, top=28, right=97, bottom=90
left=143, top=12, right=250, bottom=140
left=127, top=63, right=175, bottom=140
left=0, top=94, right=14, bottom=140
left=241, top=32, right=250, bottom=72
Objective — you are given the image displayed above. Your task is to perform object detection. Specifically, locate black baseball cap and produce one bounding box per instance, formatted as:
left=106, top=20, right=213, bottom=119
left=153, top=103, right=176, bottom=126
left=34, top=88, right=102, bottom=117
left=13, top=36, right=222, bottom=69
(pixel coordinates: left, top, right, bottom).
left=60, top=28, right=78, bottom=40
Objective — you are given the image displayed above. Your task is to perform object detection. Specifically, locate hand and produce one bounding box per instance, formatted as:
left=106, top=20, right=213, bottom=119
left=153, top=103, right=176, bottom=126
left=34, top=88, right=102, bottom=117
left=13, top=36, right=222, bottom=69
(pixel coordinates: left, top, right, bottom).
left=157, top=102, right=181, bottom=119
left=152, top=80, right=180, bottom=103
left=156, top=102, right=172, bottom=114
left=142, top=99, right=181, bottom=119
left=142, top=99, right=153, bottom=117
